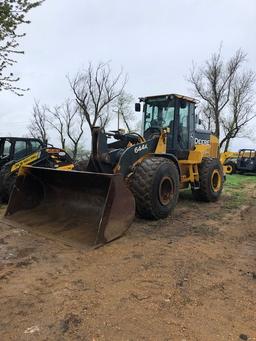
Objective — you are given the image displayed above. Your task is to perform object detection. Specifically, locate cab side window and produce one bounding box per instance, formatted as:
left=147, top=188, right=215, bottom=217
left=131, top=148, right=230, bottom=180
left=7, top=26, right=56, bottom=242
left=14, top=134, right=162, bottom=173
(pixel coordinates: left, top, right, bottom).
left=178, top=105, right=189, bottom=149
left=3, top=140, right=12, bottom=157
left=13, top=141, right=28, bottom=160
left=163, top=107, right=175, bottom=129
left=31, top=141, right=42, bottom=152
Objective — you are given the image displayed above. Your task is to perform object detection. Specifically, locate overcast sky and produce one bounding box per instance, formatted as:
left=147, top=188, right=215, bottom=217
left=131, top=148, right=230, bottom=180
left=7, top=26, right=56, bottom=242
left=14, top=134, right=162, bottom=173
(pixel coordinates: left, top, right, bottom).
left=1, top=0, right=256, bottom=150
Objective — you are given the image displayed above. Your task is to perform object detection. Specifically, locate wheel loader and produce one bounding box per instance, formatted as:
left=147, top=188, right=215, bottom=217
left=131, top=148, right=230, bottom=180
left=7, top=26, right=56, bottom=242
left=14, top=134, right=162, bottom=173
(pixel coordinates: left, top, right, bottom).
left=220, top=150, right=256, bottom=175
left=0, top=137, right=74, bottom=202
left=4, top=94, right=224, bottom=248
left=220, top=151, right=239, bottom=174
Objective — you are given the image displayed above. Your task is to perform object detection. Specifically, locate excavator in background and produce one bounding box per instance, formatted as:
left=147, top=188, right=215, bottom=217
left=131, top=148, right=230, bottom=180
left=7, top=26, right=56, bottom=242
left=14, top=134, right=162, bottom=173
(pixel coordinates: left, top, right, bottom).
left=0, top=137, right=74, bottom=202
left=4, top=94, right=224, bottom=248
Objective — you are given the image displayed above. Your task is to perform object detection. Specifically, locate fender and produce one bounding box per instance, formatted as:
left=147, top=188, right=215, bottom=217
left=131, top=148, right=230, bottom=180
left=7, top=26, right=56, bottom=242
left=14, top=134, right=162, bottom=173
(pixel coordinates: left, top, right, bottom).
left=114, top=139, right=158, bottom=176
left=151, top=153, right=181, bottom=178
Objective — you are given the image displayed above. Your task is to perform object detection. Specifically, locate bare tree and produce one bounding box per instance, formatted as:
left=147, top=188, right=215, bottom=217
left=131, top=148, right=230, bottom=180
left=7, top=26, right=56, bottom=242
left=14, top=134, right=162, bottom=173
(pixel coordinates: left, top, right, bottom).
left=188, top=47, right=246, bottom=138
left=114, top=91, right=135, bottom=132
left=28, top=100, right=48, bottom=144
left=45, top=99, right=86, bottom=159
left=46, top=105, right=66, bottom=149
left=196, top=102, right=213, bottom=131
left=98, top=103, right=112, bottom=129
left=63, top=99, right=85, bottom=160
left=220, top=70, right=256, bottom=151
left=68, top=62, right=126, bottom=133
left=133, top=119, right=143, bottom=134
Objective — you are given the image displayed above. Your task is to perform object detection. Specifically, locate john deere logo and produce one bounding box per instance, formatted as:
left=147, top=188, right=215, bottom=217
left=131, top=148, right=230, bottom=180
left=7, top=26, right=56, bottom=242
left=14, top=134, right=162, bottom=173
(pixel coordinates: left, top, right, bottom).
left=134, top=144, right=148, bottom=154
left=195, top=138, right=210, bottom=145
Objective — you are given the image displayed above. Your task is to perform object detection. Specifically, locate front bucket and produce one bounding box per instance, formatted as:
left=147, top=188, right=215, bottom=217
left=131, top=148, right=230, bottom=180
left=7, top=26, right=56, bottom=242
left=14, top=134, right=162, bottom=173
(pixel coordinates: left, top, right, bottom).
left=4, top=166, right=135, bottom=248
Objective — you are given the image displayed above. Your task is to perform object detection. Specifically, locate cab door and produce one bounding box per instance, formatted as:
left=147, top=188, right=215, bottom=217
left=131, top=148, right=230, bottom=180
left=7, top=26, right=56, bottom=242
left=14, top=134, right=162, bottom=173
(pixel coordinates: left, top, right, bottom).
left=13, top=140, right=29, bottom=160
left=0, top=139, right=12, bottom=167
left=166, top=99, right=193, bottom=159
left=176, top=101, right=191, bottom=159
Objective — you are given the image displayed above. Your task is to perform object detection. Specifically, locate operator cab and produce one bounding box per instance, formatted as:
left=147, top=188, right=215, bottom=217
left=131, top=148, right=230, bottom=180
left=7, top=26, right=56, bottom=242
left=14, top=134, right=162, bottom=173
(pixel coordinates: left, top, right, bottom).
left=0, top=137, right=43, bottom=169
left=237, top=149, right=256, bottom=172
left=135, top=94, right=197, bottom=159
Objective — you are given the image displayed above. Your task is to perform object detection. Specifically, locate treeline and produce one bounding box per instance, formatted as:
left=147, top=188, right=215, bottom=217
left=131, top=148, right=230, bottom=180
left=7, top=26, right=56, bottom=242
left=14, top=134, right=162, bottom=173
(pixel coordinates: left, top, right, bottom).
left=188, top=46, right=256, bottom=152
left=27, top=62, right=137, bottom=159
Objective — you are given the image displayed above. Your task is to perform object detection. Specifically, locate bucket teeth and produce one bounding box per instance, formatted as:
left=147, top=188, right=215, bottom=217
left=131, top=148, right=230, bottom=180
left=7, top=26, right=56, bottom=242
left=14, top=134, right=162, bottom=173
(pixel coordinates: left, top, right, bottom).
left=5, top=166, right=135, bottom=248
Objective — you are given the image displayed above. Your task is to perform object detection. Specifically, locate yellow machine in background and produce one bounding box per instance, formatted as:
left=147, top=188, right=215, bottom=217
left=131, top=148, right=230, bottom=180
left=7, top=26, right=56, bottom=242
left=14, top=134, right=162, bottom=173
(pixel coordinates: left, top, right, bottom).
left=0, top=146, right=74, bottom=202
left=5, top=94, right=224, bottom=248
left=220, top=151, right=239, bottom=165
left=220, top=150, right=256, bottom=175
left=220, top=151, right=239, bottom=174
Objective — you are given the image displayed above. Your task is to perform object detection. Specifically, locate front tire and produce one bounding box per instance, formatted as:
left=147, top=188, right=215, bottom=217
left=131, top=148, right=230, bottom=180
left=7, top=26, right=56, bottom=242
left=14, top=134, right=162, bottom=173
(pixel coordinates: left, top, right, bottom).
left=129, top=157, right=179, bottom=219
left=224, top=161, right=236, bottom=174
left=192, top=158, right=224, bottom=202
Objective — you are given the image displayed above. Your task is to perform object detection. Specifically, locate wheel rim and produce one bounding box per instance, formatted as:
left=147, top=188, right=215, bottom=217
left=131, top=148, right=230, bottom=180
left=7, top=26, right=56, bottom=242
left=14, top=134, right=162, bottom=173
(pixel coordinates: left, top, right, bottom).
left=211, top=170, right=221, bottom=192
left=226, top=165, right=233, bottom=174
left=158, top=176, right=174, bottom=206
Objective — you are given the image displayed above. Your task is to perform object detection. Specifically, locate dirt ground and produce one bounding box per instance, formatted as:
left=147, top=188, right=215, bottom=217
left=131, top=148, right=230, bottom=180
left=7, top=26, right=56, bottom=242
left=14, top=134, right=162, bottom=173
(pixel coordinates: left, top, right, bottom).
left=0, top=177, right=256, bottom=341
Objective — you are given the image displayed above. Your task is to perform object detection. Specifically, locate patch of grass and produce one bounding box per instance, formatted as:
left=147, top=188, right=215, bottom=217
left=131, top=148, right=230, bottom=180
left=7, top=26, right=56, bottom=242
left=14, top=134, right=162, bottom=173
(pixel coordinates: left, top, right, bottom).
left=179, top=174, right=256, bottom=211
left=223, top=174, right=256, bottom=210
left=223, top=191, right=246, bottom=210
left=225, top=174, right=256, bottom=187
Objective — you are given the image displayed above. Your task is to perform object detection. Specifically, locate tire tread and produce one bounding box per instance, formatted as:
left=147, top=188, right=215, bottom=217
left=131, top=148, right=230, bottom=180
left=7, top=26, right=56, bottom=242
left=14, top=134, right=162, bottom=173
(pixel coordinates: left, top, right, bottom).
left=129, top=157, right=179, bottom=219
left=193, top=157, right=223, bottom=202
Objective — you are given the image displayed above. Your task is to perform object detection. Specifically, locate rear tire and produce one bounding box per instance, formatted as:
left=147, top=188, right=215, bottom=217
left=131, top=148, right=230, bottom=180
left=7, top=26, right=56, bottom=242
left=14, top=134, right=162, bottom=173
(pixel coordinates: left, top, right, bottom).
left=129, top=157, right=179, bottom=219
left=192, top=158, right=224, bottom=202
left=224, top=161, right=236, bottom=175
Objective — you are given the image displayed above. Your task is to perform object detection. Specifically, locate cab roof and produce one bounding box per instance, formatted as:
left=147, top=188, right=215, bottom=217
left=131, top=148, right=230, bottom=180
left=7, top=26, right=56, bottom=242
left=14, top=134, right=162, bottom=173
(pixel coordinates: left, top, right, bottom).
left=139, top=93, right=197, bottom=103
left=239, top=148, right=256, bottom=152
left=0, top=137, right=42, bottom=141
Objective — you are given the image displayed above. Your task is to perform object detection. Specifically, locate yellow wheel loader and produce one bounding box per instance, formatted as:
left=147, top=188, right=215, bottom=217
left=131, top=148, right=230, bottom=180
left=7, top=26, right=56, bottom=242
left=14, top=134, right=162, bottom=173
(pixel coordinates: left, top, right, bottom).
left=220, top=150, right=256, bottom=175
left=4, top=94, right=224, bottom=248
left=220, top=151, right=239, bottom=174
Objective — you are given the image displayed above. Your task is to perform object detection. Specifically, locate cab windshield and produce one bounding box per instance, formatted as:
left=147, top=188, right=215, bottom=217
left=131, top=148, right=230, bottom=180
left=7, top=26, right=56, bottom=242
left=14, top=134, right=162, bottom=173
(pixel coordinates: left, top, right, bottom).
left=144, top=97, right=175, bottom=131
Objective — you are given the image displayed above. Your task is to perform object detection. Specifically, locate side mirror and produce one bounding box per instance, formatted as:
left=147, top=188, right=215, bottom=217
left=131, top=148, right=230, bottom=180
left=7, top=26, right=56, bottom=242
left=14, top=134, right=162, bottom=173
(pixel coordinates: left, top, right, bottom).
left=196, top=114, right=202, bottom=125
left=135, top=103, right=141, bottom=112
